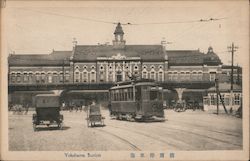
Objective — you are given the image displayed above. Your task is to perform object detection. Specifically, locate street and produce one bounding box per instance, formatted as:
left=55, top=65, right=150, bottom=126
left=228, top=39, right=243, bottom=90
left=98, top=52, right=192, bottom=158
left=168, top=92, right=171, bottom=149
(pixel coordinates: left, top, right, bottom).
left=9, top=110, right=242, bottom=151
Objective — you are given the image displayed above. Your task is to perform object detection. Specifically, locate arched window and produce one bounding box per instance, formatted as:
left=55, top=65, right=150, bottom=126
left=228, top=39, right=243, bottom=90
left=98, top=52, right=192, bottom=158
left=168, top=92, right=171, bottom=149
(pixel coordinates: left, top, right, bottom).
left=158, top=71, right=164, bottom=81
left=99, top=71, right=105, bottom=82
left=41, top=72, right=46, bottom=83
left=82, top=71, right=88, bottom=82
left=150, top=71, right=156, bottom=80
left=59, top=72, right=63, bottom=83
left=10, top=72, right=16, bottom=83
left=90, top=71, right=96, bottom=82
left=108, top=71, right=113, bottom=82
left=47, top=72, right=53, bottom=83
left=142, top=69, right=148, bottom=79
left=75, top=71, right=80, bottom=83
left=23, top=72, right=28, bottom=82
left=65, top=71, right=70, bottom=82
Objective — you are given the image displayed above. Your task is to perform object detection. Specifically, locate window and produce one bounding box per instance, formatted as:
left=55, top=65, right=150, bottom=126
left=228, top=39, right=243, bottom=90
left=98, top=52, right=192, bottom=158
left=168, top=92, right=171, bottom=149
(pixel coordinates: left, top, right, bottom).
left=124, top=89, right=128, bottom=101
left=90, top=71, right=96, bottom=82
left=108, top=72, right=113, bottom=82
left=128, top=88, right=133, bottom=101
left=59, top=72, right=63, bottom=82
left=41, top=73, right=46, bottom=83
left=198, top=72, right=203, bottom=80
left=180, top=72, right=185, bottom=80
left=158, top=71, right=163, bottom=81
left=234, top=94, right=240, bottom=105
left=150, top=91, right=158, bottom=100
left=48, top=74, right=53, bottom=83
left=83, top=72, right=88, bottom=82
left=135, top=87, right=141, bottom=101
left=192, top=72, right=198, bottom=80
left=168, top=72, right=173, bottom=80
left=142, top=71, right=147, bottom=79
left=53, top=73, right=58, bottom=83
left=185, top=72, right=190, bottom=80
left=172, top=72, right=178, bottom=80
left=65, top=71, right=70, bottom=82
left=210, top=72, right=216, bottom=81
left=16, top=73, right=21, bottom=83
left=10, top=73, right=16, bottom=83
left=23, top=73, right=28, bottom=82
left=35, top=73, right=40, bottom=83
left=75, top=71, right=80, bottom=82
left=150, top=71, right=156, bottom=80
left=100, top=71, right=104, bottom=82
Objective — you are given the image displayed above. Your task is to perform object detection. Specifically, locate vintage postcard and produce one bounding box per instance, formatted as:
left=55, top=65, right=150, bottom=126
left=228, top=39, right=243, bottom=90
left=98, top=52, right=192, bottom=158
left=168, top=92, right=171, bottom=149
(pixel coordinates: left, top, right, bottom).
left=0, top=0, right=249, bottom=160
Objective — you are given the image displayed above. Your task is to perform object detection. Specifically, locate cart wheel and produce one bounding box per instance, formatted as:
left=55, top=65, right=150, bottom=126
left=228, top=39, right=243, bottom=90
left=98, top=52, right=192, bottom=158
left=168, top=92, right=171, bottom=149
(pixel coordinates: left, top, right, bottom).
left=33, top=123, right=37, bottom=131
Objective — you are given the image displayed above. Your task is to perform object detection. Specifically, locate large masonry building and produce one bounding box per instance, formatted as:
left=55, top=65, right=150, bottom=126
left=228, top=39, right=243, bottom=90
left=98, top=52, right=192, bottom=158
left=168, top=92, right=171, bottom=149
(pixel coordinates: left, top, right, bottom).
left=9, top=23, right=237, bottom=107
left=9, top=23, right=222, bottom=85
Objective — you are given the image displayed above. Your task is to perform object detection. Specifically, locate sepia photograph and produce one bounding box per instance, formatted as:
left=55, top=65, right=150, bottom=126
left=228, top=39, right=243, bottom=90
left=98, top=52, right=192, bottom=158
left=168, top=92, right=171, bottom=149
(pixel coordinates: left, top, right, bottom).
left=1, top=0, right=249, bottom=160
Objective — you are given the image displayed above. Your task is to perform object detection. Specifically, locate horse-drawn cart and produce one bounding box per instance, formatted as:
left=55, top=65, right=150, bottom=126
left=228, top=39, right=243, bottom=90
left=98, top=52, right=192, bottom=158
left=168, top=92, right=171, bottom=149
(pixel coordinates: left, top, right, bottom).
left=86, top=103, right=105, bottom=127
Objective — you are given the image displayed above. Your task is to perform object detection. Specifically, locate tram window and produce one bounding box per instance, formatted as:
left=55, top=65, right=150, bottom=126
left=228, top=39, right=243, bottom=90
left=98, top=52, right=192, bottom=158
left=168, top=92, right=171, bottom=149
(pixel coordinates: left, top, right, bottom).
left=120, top=90, right=123, bottom=101
left=128, top=88, right=131, bottom=100
left=135, top=87, right=141, bottom=101
left=124, top=89, right=128, bottom=101
left=150, top=91, right=158, bottom=100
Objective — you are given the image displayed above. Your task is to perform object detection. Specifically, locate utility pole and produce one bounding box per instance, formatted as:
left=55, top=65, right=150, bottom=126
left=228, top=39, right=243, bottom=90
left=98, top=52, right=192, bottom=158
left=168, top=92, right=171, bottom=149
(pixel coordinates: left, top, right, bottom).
left=215, top=79, right=219, bottom=115
left=62, top=59, right=65, bottom=84
left=227, top=43, right=238, bottom=111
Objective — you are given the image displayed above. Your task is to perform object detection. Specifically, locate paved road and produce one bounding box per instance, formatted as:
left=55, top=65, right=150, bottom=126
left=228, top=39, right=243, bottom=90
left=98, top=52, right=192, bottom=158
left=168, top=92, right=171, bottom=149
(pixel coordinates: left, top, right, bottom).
left=9, top=110, right=242, bottom=151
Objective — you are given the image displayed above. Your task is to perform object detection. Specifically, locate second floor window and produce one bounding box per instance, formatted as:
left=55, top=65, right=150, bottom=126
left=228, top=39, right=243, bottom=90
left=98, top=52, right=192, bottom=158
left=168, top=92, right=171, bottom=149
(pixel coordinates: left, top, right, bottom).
left=210, top=72, right=216, bottom=81
left=75, top=72, right=80, bottom=82
left=90, top=72, right=96, bottom=82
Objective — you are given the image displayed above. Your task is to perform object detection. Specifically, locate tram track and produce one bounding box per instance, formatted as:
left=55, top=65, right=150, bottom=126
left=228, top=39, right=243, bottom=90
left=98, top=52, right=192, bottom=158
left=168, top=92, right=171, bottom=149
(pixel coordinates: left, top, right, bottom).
left=147, top=123, right=242, bottom=147
left=108, top=120, right=242, bottom=149
left=95, top=128, right=141, bottom=151
left=66, top=119, right=141, bottom=151
left=106, top=123, right=189, bottom=149
left=170, top=119, right=241, bottom=137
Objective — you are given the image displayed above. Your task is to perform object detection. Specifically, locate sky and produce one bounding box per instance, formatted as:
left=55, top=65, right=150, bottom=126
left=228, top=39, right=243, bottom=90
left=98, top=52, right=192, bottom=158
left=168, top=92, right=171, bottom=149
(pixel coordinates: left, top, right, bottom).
left=3, top=0, right=249, bottom=65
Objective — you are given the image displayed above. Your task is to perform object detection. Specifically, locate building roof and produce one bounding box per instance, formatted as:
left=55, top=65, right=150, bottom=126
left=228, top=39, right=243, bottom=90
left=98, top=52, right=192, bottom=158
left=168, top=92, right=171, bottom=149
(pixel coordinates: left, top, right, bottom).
left=73, top=45, right=165, bottom=61
left=203, top=47, right=222, bottom=65
left=208, top=83, right=242, bottom=92
left=8, top=51, right=72, bottom=66
left=167, top=50, right=204, bottom=65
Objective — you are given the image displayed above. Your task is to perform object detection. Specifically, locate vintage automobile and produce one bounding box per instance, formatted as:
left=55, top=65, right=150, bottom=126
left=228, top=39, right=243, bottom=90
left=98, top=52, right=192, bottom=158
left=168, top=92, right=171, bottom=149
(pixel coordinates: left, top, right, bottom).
left=32, top=94, right=63, bottom=131
left=86, top=103, right=105, bottom=127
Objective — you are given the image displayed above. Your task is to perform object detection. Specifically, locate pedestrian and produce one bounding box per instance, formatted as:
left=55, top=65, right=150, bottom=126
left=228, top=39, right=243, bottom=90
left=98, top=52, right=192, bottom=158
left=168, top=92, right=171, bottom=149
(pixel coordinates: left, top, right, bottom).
left=25, top=103, right=29, bottom=114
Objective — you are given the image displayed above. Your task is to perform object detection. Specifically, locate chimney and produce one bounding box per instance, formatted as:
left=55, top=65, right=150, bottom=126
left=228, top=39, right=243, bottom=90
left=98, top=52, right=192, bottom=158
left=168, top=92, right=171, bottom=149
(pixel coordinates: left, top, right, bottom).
left=161, top=37, right=167, bottom=50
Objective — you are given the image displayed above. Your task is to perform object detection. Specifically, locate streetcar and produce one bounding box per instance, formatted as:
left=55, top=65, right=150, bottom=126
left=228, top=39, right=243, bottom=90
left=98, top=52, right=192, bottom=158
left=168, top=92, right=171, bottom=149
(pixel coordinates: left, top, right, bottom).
left=32, top=94, right=64, bottom=131
left=109, top=79, right=165, bottom=122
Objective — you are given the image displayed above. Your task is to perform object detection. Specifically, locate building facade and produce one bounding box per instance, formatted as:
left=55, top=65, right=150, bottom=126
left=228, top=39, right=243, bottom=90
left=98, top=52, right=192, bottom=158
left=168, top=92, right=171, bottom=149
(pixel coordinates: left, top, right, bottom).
left=8, top=23, right=238, bottom=107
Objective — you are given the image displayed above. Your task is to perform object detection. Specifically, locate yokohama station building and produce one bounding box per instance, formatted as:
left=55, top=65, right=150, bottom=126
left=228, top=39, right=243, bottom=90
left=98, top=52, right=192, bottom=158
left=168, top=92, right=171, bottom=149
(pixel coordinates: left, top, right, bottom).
left=8, top=23, right=234, bottom=108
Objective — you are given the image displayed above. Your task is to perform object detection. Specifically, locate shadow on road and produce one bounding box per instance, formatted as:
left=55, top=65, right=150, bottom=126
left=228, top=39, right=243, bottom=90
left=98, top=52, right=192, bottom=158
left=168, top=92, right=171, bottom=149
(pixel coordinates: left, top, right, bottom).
left=34, top=126, right=71, bottom=131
